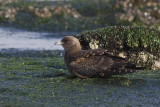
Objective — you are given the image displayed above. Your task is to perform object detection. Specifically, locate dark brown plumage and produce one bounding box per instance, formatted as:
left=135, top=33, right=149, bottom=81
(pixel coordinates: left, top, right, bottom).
left=54, top=36, right=144, bottom=78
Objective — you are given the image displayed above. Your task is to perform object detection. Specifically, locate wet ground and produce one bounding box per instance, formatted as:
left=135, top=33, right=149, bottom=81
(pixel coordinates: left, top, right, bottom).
left=0, top=27, right=160, bottom=107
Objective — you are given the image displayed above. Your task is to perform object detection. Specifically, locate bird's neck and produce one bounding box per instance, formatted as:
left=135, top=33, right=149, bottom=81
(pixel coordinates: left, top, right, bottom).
left=64, top=44, right=81, bottom=61
left=65, top=47, right=81, bottom=58
left=65, top=48, right=81, bottom=57
left=64, top=48, right=81, bottom=66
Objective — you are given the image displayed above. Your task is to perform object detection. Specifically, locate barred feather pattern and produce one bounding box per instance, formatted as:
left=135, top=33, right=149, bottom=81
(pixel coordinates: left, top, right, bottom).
left=56, top=36, right=142, bottom=78
left=65, top=49, right=139, bottom=78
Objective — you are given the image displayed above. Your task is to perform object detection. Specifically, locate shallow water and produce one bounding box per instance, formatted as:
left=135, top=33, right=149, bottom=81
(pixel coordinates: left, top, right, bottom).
left=0, top=27, right=63, bottom=50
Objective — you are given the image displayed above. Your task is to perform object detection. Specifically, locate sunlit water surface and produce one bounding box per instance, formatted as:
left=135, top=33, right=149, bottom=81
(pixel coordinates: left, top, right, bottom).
left=0, top=27, right=64, bottom=50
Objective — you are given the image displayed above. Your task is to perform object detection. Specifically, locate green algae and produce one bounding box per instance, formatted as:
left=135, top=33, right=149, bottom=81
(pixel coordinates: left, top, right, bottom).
left=0, top=50, right=160, bottom=106
left=76, top=26, right=160, bottom=69
left=76, top=26, right=160, bottom=55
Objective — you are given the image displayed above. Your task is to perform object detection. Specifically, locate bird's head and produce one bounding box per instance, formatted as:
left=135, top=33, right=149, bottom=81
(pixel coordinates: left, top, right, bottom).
left=54, top=36, right=81, bottom=53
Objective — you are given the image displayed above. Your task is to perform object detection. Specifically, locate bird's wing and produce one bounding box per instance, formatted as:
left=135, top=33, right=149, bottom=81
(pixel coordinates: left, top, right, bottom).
left=68, top=49, right=130, bottom=78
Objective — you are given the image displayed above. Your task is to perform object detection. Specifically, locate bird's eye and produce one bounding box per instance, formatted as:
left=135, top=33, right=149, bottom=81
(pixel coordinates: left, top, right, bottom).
left=62, top=39, right=69, bottom=43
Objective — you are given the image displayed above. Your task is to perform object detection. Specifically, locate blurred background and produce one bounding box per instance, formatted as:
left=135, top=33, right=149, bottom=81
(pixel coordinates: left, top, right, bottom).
left=0, top=0, right=160, bottom=32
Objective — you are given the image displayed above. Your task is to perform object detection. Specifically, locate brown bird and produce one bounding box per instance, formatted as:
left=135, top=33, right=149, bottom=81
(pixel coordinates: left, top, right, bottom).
left=54, top=36, right=144, bottom=78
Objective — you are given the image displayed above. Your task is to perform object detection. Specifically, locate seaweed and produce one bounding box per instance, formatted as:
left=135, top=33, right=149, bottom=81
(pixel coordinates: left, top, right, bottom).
left=76, top=26, right=160, bottom=69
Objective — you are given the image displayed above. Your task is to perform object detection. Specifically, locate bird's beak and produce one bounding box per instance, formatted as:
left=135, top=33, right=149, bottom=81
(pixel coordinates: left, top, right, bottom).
left=54, top=41, right=63, bottom=45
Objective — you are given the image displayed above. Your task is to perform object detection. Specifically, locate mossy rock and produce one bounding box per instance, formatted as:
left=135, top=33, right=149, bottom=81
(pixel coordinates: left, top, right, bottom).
left=76, top=26, right=160, bottom=70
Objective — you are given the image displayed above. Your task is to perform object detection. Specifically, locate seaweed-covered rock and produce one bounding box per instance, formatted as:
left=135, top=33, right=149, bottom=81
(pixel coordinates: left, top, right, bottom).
left=76, top=26, right=160, bottom=70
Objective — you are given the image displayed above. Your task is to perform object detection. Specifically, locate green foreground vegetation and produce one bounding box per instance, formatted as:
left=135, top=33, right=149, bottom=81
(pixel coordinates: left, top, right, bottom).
left=0, top=50, right=160, bottom=106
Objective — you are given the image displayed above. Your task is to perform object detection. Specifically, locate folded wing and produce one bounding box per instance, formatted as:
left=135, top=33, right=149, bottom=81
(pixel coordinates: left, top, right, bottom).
left=68, top=49, right=137, bottom=78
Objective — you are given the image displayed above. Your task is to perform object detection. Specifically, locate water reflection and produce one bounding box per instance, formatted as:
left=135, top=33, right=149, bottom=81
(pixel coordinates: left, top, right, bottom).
left=0, top=27, right=63, bottom=50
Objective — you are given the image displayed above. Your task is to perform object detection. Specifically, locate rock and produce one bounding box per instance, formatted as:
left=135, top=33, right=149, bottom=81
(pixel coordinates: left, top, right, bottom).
left=76, top=26, right=160, bottom=70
